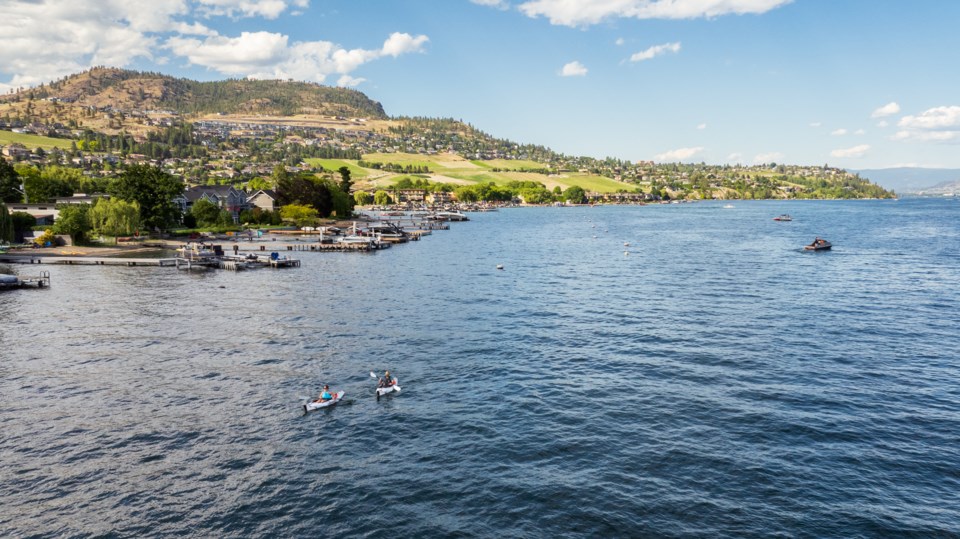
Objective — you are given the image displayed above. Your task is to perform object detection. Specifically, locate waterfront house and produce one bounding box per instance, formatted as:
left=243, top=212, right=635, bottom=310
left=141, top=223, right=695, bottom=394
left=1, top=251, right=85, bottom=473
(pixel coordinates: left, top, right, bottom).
left=247, top=189, right=279, bottom=212
left=181, top=185, right=248, bottom=223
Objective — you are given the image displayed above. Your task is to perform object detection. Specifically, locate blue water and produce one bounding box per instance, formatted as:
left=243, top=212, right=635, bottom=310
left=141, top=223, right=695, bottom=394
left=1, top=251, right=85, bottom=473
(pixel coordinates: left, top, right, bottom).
left=2, top=198, right=959, bottom=537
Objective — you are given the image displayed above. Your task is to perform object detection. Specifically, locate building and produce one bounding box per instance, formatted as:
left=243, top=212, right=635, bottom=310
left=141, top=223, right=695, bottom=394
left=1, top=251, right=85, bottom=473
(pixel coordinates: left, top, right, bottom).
left=247, top=189, right=279, bottom=212
left=177, top=185, right=248, bottom=223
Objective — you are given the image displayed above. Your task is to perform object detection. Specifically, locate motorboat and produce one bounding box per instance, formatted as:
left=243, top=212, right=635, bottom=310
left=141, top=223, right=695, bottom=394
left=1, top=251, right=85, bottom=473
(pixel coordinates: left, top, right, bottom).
left=805, top=238, right=831, bottom=251
left=774, top=214, right=793, bottom=221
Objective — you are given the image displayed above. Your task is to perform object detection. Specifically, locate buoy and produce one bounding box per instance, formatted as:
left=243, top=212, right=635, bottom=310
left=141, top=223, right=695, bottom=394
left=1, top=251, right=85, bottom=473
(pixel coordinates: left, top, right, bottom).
left=496, top=264, right=504, bottom=270
left=624, top=242, right=630, bottom=247
left=624, top=251, right=629, bottom=256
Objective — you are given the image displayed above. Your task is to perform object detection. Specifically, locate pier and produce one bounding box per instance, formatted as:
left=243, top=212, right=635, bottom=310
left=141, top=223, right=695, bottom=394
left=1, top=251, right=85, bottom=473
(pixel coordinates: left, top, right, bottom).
left=0, top=270, right=50, bottom=289
left=0, top=255, right=179, bottom=266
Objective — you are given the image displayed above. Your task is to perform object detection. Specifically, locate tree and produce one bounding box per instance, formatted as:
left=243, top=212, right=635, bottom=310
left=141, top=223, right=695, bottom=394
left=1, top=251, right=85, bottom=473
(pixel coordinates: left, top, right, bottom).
left=190, top=198, right=221, bottom=227
left=248, top=176, right=271, bottom=191
left=0, top=202, right=13, bottom=242
left=0, top=158, right=21, bottom=202
left=88, top=197, right=140, bottom=237
left=373, top=190, right=392, bottom=205
left=18, top=164, right=75, bottom=203
left=337, top=166, right=352, bottom=193
left=52, top=204, right=92, bottom=243
left=270, top=164, right=289, bottom=189
left=277, top=173, right=335, bottom=217
left=354, top=191, right=372, bottom=206
left=280, top=203, right=319, bottom=227
left=109, top=165, right=184, bottom=232
left=563, top=186, right=586, bottom=204
left=10, top=211, right=35, bottom=242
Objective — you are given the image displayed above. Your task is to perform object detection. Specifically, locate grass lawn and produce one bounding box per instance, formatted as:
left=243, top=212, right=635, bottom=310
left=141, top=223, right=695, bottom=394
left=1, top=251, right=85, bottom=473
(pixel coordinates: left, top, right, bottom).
left=304, top=158, right=370, bottom=179
left=0, top=130, right=74, bottom=150
left=469, top=159, right=544, bottom=171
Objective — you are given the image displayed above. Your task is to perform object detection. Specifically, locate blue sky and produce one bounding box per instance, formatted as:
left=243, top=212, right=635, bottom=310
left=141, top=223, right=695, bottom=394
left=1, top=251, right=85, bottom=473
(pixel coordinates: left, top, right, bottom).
left=2, top=0, right=960, bottom=169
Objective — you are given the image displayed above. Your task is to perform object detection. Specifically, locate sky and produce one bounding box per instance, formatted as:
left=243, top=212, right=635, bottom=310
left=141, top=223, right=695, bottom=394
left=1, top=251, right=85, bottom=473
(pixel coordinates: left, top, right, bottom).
left=2, top=0, right=960, bottom=169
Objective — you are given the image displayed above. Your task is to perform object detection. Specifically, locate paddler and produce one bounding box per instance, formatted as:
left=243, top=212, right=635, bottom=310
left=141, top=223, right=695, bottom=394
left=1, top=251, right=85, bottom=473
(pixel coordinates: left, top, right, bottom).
left=315, top=385, right=333, bottom=402
left=378, top=371, right=394, bottom=388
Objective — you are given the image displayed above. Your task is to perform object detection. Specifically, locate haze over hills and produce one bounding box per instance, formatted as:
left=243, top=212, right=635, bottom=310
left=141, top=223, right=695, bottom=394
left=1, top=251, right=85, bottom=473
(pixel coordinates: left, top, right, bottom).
left=854, top=168, right=960, bottom=193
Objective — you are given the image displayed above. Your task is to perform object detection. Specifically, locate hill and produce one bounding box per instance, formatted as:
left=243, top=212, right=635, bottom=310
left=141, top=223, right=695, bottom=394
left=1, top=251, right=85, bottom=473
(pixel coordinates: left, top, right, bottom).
left=0, top=67, right=387, bottom=119
left=0, top=67, right=894, bottom=201
left=854, top=168, right=960, bottom=193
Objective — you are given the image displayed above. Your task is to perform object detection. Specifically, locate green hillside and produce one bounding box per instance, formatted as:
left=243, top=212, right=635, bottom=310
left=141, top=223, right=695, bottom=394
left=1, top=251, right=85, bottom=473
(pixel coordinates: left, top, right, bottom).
left=0, top=130, right=74, bottom=150
left=354, top=152, right=634, bottom=193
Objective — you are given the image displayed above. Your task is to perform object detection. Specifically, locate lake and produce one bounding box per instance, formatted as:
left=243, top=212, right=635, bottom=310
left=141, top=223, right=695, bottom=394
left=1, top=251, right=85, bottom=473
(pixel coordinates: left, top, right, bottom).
left=2, top=198, right=958, bottom=537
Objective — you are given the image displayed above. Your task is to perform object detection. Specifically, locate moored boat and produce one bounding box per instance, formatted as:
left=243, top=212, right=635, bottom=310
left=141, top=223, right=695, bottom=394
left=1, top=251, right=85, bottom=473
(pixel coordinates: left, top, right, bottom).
left=774, top=214, right=793, bottom=221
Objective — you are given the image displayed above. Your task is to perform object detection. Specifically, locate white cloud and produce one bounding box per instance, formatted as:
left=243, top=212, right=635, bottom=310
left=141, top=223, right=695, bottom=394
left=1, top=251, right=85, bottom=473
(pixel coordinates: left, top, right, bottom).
left=337, top=74, right=365, bottom=87
left=726, top=152, right=743, bottom=163
left=195, top=0, right=310, bottom=20
left=518, top=0, right=792, bottom=27
left=871, top=101, right=900, bottom=118
left=877, top=120, right=889, bottom=128
left=854, top=128, right=865, bottom=135
left=831, top=144, right=870, bottom=158
left=615, top=37, right=625, bottom=46
left=381, top=32, right=430, bottom=57
left=0, top=0, right=425, bottom=91
left=753, top=152, right=784, bottom=164
left=165, top=31, right=428, bottom=83
left=471, top=0, right=510, bottom=8
left=830, top=128, right=847, bottom=136
left=809, top=122, right=821, bottom=128
left=560, top=61, right=588, bottom=77
left=893, top=105, right=960, bottom=143
left=655, top=146, right=703, bottom=161
left=629, top=42, right=681, bottom=62
left=0, top=0, right=200, bottom=89
left=696, top=123, right=706, bottom=130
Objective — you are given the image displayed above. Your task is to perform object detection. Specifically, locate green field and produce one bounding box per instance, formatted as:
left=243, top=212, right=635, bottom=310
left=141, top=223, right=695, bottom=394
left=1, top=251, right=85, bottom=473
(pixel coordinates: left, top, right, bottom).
left=304, top=158, right=371, bottom=179
left=0, top=130, right=74, bottom=150
left=352, top=152, right=636, bottom=193
left=469, top=159, right=544, bottom=171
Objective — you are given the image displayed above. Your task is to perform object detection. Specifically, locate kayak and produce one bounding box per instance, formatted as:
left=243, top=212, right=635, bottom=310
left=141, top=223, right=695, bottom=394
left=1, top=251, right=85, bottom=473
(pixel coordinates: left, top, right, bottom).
left=304, top=390, right=345, bottom=412
left=376, top=380, right=401, bottom=397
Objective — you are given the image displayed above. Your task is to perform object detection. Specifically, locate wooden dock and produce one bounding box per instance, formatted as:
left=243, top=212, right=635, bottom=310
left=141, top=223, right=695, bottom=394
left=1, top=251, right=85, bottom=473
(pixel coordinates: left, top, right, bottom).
left=0, top=255, right=179, bottom=266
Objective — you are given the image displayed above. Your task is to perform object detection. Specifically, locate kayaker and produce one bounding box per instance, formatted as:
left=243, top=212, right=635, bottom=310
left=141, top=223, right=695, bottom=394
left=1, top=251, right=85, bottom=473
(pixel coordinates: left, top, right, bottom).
left=378, top=371, right=394, bottom=388
left=316, top=385, right=333, bottom=402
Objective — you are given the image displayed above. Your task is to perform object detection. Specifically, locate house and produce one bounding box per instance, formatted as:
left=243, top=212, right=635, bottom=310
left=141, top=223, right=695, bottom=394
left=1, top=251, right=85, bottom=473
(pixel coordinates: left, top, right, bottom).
left=2, top=144, right=31, bottom=160
left=394, top=189, right=427, bottom=203
left=180, top=185, right=248, bottom=223
left=247, top=189, right=278, bottom=212
left=429, top=191, right=454, bottom=204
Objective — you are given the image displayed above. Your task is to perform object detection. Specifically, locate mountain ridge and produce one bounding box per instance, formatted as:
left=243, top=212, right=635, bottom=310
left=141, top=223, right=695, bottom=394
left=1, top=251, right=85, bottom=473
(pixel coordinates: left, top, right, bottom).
left=1, top=67, right=387, bottom=119
left=853, top=167, right=960, bottom=193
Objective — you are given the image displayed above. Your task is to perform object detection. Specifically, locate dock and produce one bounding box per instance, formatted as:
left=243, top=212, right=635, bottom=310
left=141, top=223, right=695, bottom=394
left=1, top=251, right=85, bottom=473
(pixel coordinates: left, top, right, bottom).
left=0, top=270, right=51, bottom=289
left=0, top=255, right=179, bottom=266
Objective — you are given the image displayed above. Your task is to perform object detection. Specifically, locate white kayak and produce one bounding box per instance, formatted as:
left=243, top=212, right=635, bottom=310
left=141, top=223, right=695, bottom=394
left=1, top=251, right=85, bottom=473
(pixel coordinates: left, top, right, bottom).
left=376, top=380, right=401, bottom=397
left=304, top=390, right=344, bottom=411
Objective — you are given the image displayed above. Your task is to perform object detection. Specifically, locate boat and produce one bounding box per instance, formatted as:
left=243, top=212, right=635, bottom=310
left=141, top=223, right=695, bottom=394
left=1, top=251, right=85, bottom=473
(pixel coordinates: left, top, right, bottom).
left=376, top=379, right=401, bottom=398
left=805, top=239, right=832, bottom=251
left=431, top=211, right=469, bottom=222
left=304, top=390, right=345, bottom=411
left=176, top=242, right=218, bottom=259
left=773, top=214, right=793, bottom=221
